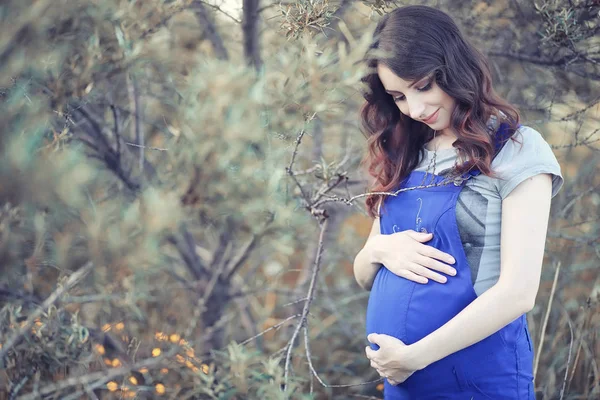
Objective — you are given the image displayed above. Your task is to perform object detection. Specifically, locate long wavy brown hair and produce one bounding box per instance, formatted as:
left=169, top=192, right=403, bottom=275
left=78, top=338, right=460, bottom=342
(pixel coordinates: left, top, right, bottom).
left=360, top=5, right=521, bottom=218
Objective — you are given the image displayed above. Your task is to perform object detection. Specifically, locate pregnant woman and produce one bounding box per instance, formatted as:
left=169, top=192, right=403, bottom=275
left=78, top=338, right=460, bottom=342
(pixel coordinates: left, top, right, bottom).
left=353, top=5, right=564, bottom=399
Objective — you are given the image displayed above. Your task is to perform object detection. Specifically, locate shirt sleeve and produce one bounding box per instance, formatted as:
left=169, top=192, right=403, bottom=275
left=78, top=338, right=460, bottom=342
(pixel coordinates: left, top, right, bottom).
left=492, top=125, right=564, bottom=199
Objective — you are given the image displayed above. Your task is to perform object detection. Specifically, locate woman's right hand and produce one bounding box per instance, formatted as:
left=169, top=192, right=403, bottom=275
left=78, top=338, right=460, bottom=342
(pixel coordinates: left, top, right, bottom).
left=367, top=230, right=457, bottom=284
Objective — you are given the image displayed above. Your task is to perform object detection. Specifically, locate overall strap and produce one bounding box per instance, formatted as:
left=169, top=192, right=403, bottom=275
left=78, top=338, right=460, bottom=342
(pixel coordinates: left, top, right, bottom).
left=462, top=122, right=520, bottom=179
left=493, top=122, right=519, bottom=156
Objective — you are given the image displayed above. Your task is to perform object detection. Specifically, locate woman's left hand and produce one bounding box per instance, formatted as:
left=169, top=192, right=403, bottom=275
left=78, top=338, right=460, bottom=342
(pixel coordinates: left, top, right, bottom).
left=365, top=333, right=425, bottom=385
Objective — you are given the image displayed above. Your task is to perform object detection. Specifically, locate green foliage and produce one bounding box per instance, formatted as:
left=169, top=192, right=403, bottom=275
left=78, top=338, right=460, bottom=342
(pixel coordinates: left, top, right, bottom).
left=0, top=0, right=598, bottom=399
left=1, top=304, right=92, bottom=381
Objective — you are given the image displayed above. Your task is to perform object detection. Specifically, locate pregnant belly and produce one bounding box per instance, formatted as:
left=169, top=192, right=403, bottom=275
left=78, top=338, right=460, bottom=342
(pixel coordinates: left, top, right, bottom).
left=366, top=267, right=475, bottom=348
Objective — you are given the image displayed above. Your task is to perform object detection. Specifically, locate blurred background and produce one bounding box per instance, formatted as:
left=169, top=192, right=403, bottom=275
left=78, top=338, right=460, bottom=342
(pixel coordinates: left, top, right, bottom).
left=0, top=0, right=598, bottom=398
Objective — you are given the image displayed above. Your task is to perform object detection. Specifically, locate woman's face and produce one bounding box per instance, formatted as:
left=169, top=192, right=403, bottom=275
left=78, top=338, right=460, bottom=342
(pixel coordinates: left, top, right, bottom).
left=377, top=63, right=456, bottom=132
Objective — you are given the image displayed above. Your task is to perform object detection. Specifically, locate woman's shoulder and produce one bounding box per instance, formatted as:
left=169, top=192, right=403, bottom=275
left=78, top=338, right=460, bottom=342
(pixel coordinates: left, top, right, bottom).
left=491, top=124, right=564, bottom=199
left=493, top=125, right=553, bottom=165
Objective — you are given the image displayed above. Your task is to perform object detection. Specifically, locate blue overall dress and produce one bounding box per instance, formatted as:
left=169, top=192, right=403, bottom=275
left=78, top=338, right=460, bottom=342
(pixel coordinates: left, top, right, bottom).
left=365, top=123, right=535, bottom=399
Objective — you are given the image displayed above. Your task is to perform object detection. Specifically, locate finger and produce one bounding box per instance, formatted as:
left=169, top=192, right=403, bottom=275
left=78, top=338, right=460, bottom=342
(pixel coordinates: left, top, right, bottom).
left=392, top=268, right=429, bottom=284
left=404, top=230, right=433, bottom=242
left=372, top=364, right=385, bottom=376
left=370, top=359, right=382, bottom=369
left=368, top=333, right=385, bottom=348
left=419, top=244, right=456, bottom=265
left=370, top=333, right=398, bottom=350
left=365, top=345, right=379, bottom=362
left=416, top=254, right=457, bottom=277
left=365, top=346, right=373, bottom=358
left=409, top=261, right=449, bottom=283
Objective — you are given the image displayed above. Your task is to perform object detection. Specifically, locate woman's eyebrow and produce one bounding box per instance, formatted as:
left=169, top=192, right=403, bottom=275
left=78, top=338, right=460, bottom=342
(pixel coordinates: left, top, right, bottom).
left=385, top=77, right=430, bottom=94
left=408, top=77, right=428, bottom=88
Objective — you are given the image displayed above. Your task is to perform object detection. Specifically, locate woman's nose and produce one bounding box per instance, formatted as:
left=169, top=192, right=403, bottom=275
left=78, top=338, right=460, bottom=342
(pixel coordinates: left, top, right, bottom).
left=406, top=97, right=426, bottom=120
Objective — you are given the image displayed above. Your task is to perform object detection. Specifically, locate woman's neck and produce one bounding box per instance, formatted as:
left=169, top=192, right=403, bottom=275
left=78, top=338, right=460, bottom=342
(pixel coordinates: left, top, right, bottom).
left=425, top=130, right=458, bottom=151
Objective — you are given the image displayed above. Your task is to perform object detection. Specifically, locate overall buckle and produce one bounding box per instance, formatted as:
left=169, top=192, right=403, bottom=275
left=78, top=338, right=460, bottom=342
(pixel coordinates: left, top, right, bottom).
left=453, top=176, right=464, bottom=186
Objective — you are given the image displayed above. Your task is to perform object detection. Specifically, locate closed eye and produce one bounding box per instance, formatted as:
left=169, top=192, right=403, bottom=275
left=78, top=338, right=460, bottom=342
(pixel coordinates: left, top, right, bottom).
left=392, top=81, right=433, bottom=102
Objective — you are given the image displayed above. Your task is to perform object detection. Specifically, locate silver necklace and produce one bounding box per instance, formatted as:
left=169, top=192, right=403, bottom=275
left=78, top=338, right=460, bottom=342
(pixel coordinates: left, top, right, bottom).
left=375, top=131, right=476, bottom=214
left=410, top=131, right=473, bottom=192
left=419, top=130, right=441, bottom=186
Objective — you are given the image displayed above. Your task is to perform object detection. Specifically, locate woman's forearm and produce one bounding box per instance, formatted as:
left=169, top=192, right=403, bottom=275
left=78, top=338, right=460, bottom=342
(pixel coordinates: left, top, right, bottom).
left=353, top=237, right=382, bottom=291
left=412, top=281, right=533, bottom=368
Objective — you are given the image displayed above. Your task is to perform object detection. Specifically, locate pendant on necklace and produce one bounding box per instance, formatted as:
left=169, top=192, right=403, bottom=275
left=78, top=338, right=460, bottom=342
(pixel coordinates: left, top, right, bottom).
left=453, top=176, right=465, bottom=186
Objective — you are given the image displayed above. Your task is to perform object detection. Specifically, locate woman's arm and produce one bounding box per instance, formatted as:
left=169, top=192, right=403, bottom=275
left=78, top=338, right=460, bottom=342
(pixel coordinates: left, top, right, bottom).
left=353, top=217, right=382, bottom=290
left=411, top=173, right=553, bottom=369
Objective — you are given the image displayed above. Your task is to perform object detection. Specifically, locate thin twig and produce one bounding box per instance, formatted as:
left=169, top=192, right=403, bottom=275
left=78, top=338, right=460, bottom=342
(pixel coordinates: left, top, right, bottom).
left=559, top=308, right=575, bottom=400
left=303, top=325, right=325, bottom=387
left=286, top=129, right=312, bottom=203
left=202, top=1, right=242, bottom=24
left=567, top=299, right=593, bottom=392
left=282, top=297, right=309, bottom=307
left=534, top=261, right=561, bottom=379
left=283, top=218, right=328, bottom=391
left=110, top=103, right=121, bottom=159
left=303, top=324, right=384, bottom=388
left=312, top=175, right=466, bottom=209
left=310, top=173, right=347, bottom=205
left=240, top=314, right=302, bottom=346
left=559, top=95, right=600, bottom=121
left=124, top=142, right=168, bottom=151
left=127, top=74, right=144, bottom=173
left=225, top=212, right=275, bottom=279
left=191, top=0, right=229, bottom=60
left=293, top=165, right=322, bottom=176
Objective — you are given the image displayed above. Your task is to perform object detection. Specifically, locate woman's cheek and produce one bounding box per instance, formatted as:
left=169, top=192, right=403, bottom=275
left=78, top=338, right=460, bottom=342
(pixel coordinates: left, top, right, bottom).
left=398, top=105, right=409, bottom=117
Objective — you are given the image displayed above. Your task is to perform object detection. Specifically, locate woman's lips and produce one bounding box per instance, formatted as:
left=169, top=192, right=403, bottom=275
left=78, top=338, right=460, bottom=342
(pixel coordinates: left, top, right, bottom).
left=422, top=109, right=440, bottom=124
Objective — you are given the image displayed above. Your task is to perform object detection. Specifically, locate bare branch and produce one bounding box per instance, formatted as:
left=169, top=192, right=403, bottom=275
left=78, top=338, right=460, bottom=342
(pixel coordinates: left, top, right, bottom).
left=127, top=74, right=145, bottom=174
left=202, top=1, right=242, bottom=24
left=559, top=96, right=600, bottom=121
left=182, top=241, right=231, bottom=340
left=326, top=0, right=354, bottom=36
left=109, top=103, right=121, bottom=158
left=243, top=0, right=262, bottom=69
left=283, top=218, right=328, bottom=391
left=168, top=225, right=209, bottom=281
left=124, top=142, right=168, bottom=151
left=191, top=0, right=229, bottom=60
left=534, top=261, right=561, bottom=379
left=487, top=49, right=600, bottom=80
left=286, top=129, right=312, bottom=204
left=225, top=234, right=258, bottom=279
left=225, top=213, right=274, bottom=279
left=303, top=324, right=383, bottom=389
left=559, top=306, right=575, bottom=400
left=240, top=314, right=302, bottom=345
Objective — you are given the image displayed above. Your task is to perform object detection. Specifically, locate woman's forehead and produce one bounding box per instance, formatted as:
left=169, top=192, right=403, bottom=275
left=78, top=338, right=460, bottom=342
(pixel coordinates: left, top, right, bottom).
left=377, top=64, right=423, bottom=91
